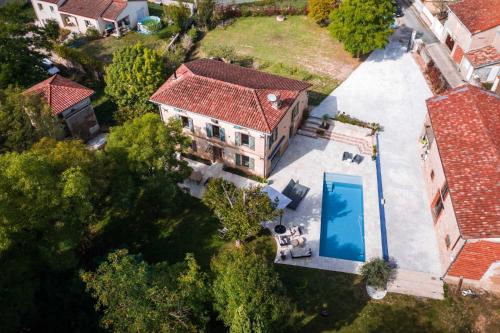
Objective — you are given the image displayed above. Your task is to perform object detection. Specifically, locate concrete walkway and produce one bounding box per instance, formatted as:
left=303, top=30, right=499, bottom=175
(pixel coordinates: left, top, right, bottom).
left=425, top=42, right=465, bottom=88
left=312, top=31, right=442, bottom=276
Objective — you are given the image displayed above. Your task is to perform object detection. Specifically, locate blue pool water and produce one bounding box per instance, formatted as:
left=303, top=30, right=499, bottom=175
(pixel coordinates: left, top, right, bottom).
left=320, top=173, right=365, bottom=261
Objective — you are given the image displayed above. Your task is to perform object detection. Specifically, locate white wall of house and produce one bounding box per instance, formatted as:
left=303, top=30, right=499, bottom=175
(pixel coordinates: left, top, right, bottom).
left=421, top=116, right=464, bottom=274
left=444, top=11, right=473, bottom=51
left=156, top=90, right=308, bottom=178
left=32, top=0, right=65, bottom=27
left=114, top=1, right=149, bottom=29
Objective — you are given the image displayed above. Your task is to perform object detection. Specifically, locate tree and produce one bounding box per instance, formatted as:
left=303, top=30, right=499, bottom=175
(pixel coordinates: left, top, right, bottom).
left=104, top=113, right=191, bottom=217
left=328, top=0, right=395, bottom=57
left=308, top=0, right=338, bottom=26
left=202, top=178, right=278, bottom=244
left=44, top=19, right=60, bottom=42
left=196, top=0, right=215, bottom=29
left=104, top=44, right=165, bottom=122
left=81, top=249, right=210, bottom=333
left=0, top=3, right=48, bottom=88
left=0, top=87, right=61, bottom=153
left=211, top=246, right=291, bottom=332
left=163, top=1, right=190, bottom=32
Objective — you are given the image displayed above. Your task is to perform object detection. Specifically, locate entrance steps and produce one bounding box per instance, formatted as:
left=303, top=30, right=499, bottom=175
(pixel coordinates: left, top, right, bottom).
left=387, top=269, right=444, bottom=300
left=298, top=117, right=373, bottom=155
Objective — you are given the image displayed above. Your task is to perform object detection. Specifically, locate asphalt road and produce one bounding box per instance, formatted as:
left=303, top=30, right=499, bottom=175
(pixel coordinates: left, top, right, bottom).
left=399, top=0, right=439, bottom=44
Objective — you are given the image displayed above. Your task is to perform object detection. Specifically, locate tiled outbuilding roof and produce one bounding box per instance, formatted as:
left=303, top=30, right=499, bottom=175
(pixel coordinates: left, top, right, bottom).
left=59, top=0, right=113, bottom=19
left=465, top=46, right=500, bottom=68
left=102, top=1, right=127, bottom=20
left=25, top=75, right=94, bottom=115
left=448, top=0, right=500, bottom=34
left=426, top=85, right=500, bottom=239
left=448, top=241, right=500, bottom=280
left=150, top=59, right=311, bottom=133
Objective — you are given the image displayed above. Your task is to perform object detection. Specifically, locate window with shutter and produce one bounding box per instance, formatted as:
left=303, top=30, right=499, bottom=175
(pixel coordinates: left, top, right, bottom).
left=235, top=132, right=241, bottom=146
left=235, top=153, right=241, bottom=166
left=249, top=157, right=255, bottom=170
left=241, top=155, right=250, bottom=168
left=219, top=128, right=225, bottom=142
left=188, top=118, right=194, bottom=132
left=205, top=123, right=213, bottom=137
left=249, top=136, right=255, bottom=150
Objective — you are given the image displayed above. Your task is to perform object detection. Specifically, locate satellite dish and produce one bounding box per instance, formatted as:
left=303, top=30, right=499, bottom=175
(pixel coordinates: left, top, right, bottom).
left=267, top=93, right=277, bottom=102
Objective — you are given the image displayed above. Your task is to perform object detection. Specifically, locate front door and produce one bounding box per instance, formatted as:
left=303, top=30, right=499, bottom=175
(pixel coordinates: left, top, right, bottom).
left=212, top=146, right=223, bottom=161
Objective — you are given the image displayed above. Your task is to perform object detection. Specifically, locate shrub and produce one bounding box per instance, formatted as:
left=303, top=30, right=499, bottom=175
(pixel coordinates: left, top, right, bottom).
left=44, top=19, right=60, bottom=41
left=142, top=18, right=162, bottom=33
left=187, top=26, right=198, bottom=42
left=308, top=0, right=338, bottom=26
left=203, top=44, right=238, bottom=63
left=163, top=1, right=190, bottom=31
left=181, top=34, right=194, bottom=51
left=85, top=27, right=101, bottom=40
left=360, top=258, right=391, bottom=289
left=334, top=112, right=382, bottom=133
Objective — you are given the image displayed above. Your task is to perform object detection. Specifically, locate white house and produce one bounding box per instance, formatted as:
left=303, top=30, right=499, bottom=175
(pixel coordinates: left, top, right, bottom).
left=32, top=0, right=149, bottom=36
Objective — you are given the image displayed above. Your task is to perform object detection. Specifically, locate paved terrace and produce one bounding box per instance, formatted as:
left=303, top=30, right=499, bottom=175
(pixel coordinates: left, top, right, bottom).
left=268, top=135, right=382, bottom=274
left=311, top=31, right=442, bottom=276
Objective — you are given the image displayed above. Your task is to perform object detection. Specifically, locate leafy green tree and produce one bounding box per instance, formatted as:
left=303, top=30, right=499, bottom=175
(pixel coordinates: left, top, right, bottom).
left=196, top=0, right=215, bottom=29
left=328, top=0, right=395, bottom=57
left=0, top=3, right=48, bottom=88
left=202, top=178, right=278, bottom=244
left=308, top=0, right=338, bottom=26
left=211, top=246, right=291, bottom=332
left=44, top=19, right=60, bottom=42
left=0, top=87, right=61, bottom=153
left=104, top=113, right=191, bottom=217
left=81, top=249, right=210, bottom=333
left=104, top=44, right=165, bottom=122
left=163, top=1, right=190, bottom=32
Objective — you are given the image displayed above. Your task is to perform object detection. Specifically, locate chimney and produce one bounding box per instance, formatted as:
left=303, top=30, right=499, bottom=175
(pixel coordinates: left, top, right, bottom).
left=267, top=93, right=281, bottom=110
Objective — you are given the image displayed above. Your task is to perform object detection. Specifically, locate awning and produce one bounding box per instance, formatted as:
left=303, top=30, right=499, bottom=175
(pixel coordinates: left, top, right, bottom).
left=262, top=185, right=292, bottom=210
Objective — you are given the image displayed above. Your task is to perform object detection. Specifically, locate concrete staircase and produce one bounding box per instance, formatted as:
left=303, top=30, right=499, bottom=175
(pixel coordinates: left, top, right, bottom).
left=387, top=269, right=444, bottom=300
left=298, top=117, right=373, bottom=155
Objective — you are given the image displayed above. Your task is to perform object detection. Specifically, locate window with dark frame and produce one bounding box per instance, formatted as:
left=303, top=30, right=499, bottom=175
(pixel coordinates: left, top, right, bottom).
left=268, top=127, right=278, bottom=148
left=191, top=140, right=197, bottom=152
left=50, top=5, right=54, bottom=12
left=445, top=235, right=451, bottom=249
left=38, top=3, right=43, bottom=10
left=291, top=104, right=299, bottom=121
left=432, top=193, right=444, bottom=221
left=241, top=155, right=250, bottom=168
left=430, top=170, right=435, bottom=180
left=241, top=133, right=250, bottom=146
left=212, top=125, right=220, bottom=138
left=180, top=116, right=190, bottom=128
left=441, top=181, right=449, bottom=199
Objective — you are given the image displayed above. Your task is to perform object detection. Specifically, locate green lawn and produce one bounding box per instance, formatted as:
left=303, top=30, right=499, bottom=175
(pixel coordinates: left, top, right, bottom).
left=198, top=15, right=360, bottom=105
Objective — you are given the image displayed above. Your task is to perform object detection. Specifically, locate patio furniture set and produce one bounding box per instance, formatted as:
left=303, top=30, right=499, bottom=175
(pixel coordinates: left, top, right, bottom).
left=277, top=225, right=312, bottom=260
left=342, top=151, right=364, bottom=164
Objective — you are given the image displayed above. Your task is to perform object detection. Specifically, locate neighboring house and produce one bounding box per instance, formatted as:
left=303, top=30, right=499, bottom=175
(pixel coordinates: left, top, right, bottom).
left=150, top=59, right=311, bottom=178
left=32, top=0, right=149, bottom=36
left=25, top=75, right=100, bottom=140
left=420, top=85, right=500, bottom=293
left=416, top=0, right=500, bottom=84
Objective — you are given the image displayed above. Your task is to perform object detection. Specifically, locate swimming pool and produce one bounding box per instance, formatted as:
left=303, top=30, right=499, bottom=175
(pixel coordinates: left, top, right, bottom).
left=320, top=173, right=365, bottom=261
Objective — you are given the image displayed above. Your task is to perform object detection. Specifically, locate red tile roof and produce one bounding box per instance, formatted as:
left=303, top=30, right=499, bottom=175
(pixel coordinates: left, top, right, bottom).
left=25, top=75, right=94, bottom=115
left=448, top=241, right=500, bottom=280
left=150, top=59, right=311, bottom=133
left=426, top=85, right=500, bottom=239
left=465, top=46, right=500, bottom=68
left=102, top=1, right=127, bottom=21
left=448, top=0, right=500, bottom=34
left=59, top=0, right=113, bottom=19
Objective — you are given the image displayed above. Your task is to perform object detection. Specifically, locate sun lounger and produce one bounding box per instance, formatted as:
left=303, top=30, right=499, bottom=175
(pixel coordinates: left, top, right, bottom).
left=291, top=247, right=312, bottom=259
left=342, top=151, right=353, bottom=162
left=352, top=154, right=364, bottom=164
left=282, top=179, right=310, bottom=210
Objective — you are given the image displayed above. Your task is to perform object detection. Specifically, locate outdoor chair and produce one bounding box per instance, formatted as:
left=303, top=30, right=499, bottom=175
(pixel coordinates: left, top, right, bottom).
left=278, top=235, right=290, bottom=246
left=290, top=225, right=302, bottom=236
left=282, top=179, right=310, bottom=210
left=342, top=151, right=353, bottom=162
left=352, top=154, right=364, bottom=164
left=290, top=247, right=312, bottom=259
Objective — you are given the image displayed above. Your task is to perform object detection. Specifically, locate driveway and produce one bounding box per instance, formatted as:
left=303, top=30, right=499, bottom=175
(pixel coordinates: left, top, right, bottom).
left=312, top=30, right=442, bottom=275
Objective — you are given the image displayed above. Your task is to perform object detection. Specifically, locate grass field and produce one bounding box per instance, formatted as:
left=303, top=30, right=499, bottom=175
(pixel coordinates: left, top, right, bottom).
left=199, top=16, right=359, bottom=81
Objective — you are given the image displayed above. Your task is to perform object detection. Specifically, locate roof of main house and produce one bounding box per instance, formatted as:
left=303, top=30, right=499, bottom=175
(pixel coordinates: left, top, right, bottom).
left=465, top=45, right=500, bottom=68
left=59, top=0, right=141, bottom=20
left=426, top=85, right=500, bottom=239
left=150, top=59, right=312, bottom=133
left=448, top=0, right=500, bottom=34
left=25, top=75, right=94, bottom=115
left=448, top=241, right=500, bottom=280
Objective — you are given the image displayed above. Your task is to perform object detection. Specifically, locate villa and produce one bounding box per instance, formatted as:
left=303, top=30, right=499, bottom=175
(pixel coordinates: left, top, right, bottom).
left=421, top=85, right=500, bottom=293
left=32, top=0, right=149, bottom=36
left=150, top=59, right=311, bottom=178
left=25, top=74, right=100, bottom=140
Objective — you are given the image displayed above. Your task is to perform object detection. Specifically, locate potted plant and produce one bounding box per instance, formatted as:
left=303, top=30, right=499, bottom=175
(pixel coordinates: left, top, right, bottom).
left=360, top=258, right=391, bottom=299
left=320, top=113, right=330, bottom=129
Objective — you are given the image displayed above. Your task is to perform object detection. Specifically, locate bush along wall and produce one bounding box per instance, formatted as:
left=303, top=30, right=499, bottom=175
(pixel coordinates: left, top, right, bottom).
left=214, top=4, right=308, bottom=20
